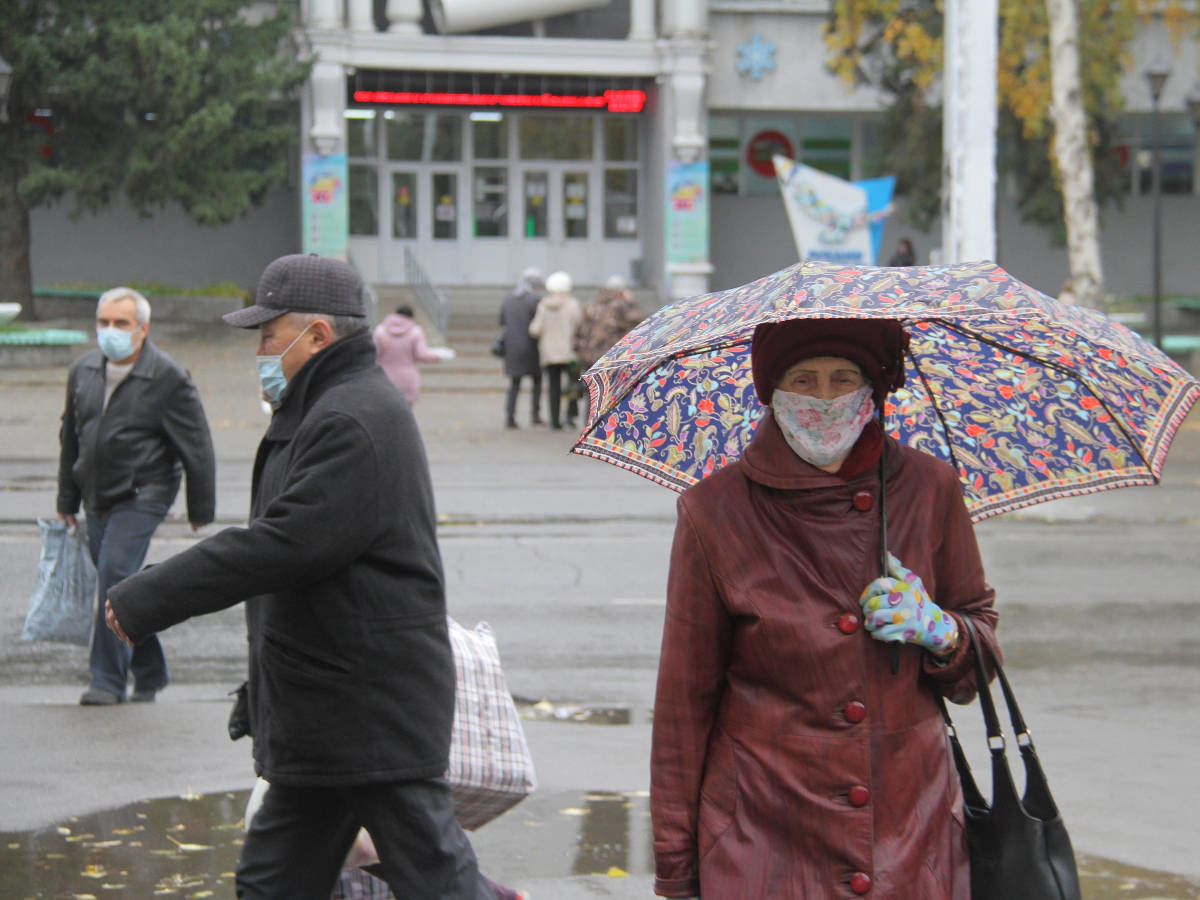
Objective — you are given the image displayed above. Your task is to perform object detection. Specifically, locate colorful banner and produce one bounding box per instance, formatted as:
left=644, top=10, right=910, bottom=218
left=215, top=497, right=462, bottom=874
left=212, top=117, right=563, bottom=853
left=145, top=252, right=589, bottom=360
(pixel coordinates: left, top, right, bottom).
left=302, top=153, right=349, bottom=258
left=773, top=155, right=894, bottom=265
left=665, top=160, right=710, bottom=266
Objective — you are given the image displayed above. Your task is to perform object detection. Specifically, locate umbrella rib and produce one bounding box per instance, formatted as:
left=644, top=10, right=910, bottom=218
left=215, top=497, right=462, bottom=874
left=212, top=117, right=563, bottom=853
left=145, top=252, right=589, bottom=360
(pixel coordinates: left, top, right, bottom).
left=905, top=342, right=964, bottom=476
left=930, top=318, right=1158, bottom=476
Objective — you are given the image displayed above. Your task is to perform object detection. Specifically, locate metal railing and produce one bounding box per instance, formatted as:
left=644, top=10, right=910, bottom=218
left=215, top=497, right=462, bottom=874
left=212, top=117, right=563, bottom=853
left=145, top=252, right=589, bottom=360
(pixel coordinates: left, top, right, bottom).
left=402, top=247, right=449, bottom=337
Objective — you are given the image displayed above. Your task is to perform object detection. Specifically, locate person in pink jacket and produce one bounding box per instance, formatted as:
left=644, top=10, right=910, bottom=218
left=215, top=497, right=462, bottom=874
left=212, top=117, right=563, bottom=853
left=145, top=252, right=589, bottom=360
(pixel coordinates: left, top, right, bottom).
left=372, top=305, right=444, bottom=404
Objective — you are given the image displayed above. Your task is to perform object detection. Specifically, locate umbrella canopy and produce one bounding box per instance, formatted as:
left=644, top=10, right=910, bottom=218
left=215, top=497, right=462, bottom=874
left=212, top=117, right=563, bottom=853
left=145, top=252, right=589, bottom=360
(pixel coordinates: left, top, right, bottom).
left=571, top=260, right=1200, bottom=521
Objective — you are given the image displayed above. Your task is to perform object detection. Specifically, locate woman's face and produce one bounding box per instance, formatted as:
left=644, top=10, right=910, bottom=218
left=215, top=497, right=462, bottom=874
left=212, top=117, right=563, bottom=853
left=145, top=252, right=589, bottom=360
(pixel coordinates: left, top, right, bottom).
left=776, top=356, right=867, bottom=401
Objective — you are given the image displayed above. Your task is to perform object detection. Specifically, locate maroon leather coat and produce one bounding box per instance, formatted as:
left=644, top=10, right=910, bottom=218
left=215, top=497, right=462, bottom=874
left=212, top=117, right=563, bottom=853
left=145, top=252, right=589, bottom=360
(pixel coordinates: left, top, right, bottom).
left=650, top=413, right=999, bottom=899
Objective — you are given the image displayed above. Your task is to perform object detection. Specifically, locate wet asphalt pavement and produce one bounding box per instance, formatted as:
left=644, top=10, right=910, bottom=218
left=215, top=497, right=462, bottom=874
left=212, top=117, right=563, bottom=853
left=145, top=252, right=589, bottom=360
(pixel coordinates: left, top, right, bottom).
left=1, top=318, right=1198, bottom=898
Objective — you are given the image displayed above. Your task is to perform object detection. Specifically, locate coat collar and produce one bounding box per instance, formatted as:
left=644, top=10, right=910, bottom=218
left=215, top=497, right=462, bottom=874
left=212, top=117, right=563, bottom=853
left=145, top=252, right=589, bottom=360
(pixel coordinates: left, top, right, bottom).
left=81, top=339, right=164, bottom=380
left=265, top=330, right=376, bottom=441
left=740, top=410, right=898, bottom=490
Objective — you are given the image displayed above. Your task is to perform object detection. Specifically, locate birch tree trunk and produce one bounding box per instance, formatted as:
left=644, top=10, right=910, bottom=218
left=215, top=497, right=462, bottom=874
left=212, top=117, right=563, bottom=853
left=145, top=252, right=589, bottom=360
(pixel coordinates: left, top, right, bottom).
left=1046, top=0, right=1105, bottom=308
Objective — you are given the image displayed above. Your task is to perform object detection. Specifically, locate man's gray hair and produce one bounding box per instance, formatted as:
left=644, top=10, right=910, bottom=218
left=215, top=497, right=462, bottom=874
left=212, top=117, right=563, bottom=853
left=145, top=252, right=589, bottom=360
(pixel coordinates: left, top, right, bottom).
left=97, top=287, right=151, bottom=325
left=292, top=311, right=367, bottom=339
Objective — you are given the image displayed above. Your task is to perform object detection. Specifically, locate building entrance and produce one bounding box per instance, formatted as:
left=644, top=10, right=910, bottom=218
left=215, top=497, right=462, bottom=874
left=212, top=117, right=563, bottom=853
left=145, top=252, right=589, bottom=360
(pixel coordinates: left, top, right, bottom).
left=348, top=107, right=642, bottom=287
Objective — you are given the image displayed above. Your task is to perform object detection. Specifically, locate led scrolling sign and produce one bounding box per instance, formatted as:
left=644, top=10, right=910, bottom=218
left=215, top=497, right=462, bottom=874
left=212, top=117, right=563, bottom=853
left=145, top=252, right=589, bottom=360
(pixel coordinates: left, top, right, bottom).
left=351, top=88, right=646, bottom=113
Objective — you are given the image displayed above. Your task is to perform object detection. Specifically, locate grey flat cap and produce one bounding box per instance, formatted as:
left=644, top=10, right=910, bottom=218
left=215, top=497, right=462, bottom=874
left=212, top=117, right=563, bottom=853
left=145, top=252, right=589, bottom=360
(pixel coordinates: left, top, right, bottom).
left=224, top=254, right=365, bottom=328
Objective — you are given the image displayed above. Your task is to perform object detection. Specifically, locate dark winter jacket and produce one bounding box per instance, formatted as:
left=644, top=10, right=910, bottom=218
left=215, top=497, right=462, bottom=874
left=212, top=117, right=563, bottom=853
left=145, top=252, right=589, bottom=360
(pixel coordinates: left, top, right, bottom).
left=651, top=412, right=998, bottom=898
left=108, top=332, right=455, bottom=786
left=57, top=340, right=215, bottom=523
left=499, top=288, right=541, bottom=377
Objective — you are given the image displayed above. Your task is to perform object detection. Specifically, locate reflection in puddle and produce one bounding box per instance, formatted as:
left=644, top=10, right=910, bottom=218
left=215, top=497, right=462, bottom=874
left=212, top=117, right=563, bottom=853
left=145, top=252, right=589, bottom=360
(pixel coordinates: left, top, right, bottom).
left=3, top=790, right=1198, bottom=898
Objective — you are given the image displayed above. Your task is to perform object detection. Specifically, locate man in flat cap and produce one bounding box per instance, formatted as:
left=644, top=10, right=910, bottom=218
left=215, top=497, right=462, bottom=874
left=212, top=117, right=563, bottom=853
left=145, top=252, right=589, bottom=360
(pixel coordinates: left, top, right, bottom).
left=104, top=254, right=494, bottom=899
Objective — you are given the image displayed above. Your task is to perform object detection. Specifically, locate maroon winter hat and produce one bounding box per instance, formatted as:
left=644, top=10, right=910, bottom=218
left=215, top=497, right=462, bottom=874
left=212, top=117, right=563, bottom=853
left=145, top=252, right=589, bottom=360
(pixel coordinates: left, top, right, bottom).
left=750, top=318, right=910, bottom=407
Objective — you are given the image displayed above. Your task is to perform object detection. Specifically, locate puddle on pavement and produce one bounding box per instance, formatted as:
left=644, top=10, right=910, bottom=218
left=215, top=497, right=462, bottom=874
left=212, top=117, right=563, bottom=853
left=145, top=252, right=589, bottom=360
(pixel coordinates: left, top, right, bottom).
left=2, top=790, right=1197, bottom=898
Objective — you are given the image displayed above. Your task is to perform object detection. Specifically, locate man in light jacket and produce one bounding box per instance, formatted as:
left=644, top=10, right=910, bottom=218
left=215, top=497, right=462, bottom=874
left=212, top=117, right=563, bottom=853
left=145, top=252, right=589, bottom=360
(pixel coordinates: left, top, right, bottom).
left=104, top=254, right=493, bottom=900
left=57, top=286, right=215, bottom=706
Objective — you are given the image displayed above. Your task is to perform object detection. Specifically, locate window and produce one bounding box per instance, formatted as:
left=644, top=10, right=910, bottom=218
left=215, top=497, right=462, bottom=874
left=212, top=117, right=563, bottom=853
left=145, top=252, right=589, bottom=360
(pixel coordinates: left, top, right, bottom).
left=347, top=112, right=377, bottom=158
left=604, top=118, right=638, bottom=161
left=709, top=115, right=741, bottom=194
left=472, top=114, right=509, bottom=159
left=431, top=115, right=463, bottom=162
left=519, top=115, right=594, bottom=160
left=349, top=165, right=378, bottom=236
left=386, top=113, right=425, bottom=161
left=432, top=173, right=458, bottom=239
left=473, top=167, right=508, bottom=237
left=523, top=172, right=549, bottom=238
left=604, top=170, right=637, bottom=239
left=800, top=117, right=852, bottom=180
left=391, top=172, right=416, bottom=239
left=563, top=172, right=589, bottom=238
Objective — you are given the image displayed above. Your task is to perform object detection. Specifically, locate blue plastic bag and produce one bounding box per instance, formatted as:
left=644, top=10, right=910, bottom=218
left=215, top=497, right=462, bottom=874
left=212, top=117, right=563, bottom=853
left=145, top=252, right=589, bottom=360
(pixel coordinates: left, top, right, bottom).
left=21, top=518, right=97, bottom=646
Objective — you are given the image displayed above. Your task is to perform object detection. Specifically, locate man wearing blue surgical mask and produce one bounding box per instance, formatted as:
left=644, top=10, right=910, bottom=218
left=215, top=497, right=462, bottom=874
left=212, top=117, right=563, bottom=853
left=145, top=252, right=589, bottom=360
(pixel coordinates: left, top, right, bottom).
left=103, top=254, right=496, bottom=900
left=56, top=286, right=216, bottom=706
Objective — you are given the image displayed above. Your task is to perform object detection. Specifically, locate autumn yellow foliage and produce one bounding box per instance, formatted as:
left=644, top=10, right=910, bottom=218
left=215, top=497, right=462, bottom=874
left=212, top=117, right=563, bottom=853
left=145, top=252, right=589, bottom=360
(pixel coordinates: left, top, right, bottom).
left=827, top=0, right=1198, bottom=143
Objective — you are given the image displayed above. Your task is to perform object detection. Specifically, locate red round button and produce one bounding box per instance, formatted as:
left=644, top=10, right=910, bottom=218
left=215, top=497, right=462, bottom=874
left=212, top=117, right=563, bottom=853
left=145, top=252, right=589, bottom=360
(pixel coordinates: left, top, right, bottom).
left=837, top=613, right=860, bottom=634
left=852, top=490, right=873, bottom=511
left=850, top=872, right=872, bottom=894
left=844, top=701, right=867, bottom=724
left=848, top=785, right=870, bottom=807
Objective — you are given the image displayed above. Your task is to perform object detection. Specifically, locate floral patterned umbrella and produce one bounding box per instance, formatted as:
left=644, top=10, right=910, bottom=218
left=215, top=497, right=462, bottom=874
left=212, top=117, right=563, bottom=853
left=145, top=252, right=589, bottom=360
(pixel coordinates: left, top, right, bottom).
left=571, top=260, right=1200, bottom=521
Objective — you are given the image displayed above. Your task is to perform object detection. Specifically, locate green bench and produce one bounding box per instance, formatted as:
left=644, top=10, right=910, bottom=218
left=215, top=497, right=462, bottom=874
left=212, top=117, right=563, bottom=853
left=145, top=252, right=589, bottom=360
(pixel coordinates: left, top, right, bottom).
left=1162, top=334, right=1200, bottom=354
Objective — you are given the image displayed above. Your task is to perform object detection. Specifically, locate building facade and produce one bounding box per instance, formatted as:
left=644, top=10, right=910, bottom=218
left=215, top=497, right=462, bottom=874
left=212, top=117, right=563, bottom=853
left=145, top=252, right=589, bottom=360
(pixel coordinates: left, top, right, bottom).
left=30, top=0, right=1200, bottom=304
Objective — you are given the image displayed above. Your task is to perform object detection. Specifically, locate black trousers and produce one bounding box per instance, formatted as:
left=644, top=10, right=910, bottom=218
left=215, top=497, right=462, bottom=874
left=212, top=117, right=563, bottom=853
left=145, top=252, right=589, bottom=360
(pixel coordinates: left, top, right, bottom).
left=237, top=778, right=492, bottom=900
left=504, top=373, right=542, bottom=424
left=543, top=363, right=568, bottom=427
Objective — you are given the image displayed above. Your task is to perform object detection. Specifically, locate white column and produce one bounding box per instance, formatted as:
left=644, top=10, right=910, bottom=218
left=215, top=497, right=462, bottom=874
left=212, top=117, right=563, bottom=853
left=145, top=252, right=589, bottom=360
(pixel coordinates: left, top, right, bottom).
left=347, top=0, right=375, bottom=32
left=663, top=0, right=707, bottom=37
left=628, top=0, right=656, bottom=41
left=663, top=37, right=713, bottom=301
left=941, top=0, right=997, bottom=263
left=308, top=60, right=345, bottom=156
left=385, top=0, right=423, bottom=34
left=307, top=0, right=342, bottom=29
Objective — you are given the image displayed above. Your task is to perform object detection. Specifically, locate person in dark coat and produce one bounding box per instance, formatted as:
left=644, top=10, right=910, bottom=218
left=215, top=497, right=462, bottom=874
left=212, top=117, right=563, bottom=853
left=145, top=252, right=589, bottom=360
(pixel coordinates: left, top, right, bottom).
left=886, top=236, right=916, bottom=267
left=499, top=267, right=544, bottom=428
left=57, top=286, right=215, bottom=706
left=104, top=254, right=494, bottom=900
left=650, top=318, right=999, bottom=899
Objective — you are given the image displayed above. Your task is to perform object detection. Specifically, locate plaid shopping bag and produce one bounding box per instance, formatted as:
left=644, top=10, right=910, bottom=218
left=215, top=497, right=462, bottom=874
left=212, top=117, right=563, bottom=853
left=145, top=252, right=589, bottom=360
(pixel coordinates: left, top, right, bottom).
left=446, top=618, right=537, bottom=830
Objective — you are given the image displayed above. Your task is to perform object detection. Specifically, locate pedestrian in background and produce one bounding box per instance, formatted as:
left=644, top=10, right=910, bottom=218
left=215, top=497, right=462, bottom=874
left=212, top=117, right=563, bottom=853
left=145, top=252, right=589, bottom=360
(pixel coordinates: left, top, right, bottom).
left=886, top=236, right=916, bottom=267
left=528, top=270, right=582, bottom=430
left=499, top=268, right=544, bottom=429
left=650, top=318, right=999, bottom=899
left=103, top=254, right=495, bottom=900
left=372, top=304, right=446, bottom=405
left=569, top=274, right=645, bottom=425
left=56, top=286, right=215, bottom=706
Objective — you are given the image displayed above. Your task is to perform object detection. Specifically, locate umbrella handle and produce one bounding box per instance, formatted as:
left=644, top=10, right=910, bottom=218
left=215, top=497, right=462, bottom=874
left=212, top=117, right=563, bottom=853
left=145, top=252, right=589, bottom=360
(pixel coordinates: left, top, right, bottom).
left=878, top=411, right=899, bottom=675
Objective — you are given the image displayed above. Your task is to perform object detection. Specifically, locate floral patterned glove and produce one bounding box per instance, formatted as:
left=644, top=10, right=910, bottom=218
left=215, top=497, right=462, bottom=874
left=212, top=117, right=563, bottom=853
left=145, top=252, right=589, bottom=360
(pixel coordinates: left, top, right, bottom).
left=858, top=553, right=958, bottom=654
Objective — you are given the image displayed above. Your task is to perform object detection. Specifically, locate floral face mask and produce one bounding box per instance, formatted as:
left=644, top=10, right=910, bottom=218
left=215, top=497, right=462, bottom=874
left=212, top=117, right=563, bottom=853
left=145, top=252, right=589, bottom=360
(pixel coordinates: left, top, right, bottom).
left=771, top=385, right=875, bottom=469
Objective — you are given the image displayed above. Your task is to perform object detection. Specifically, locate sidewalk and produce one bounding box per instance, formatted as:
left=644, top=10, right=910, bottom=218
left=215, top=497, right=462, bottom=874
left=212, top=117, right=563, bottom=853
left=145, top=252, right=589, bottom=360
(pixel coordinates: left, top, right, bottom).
left=2, top=316, right=1199, bottom=898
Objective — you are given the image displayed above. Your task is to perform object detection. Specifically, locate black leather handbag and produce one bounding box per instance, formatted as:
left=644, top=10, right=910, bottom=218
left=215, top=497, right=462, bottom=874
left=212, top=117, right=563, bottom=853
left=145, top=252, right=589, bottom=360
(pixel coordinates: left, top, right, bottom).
left=937, top=621, right=1081, bottom=900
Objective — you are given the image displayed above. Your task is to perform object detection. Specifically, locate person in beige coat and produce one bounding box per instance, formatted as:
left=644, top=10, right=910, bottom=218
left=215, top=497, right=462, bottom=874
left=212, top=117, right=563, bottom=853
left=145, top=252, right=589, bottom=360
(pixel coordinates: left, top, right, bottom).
left=528, top=270, right=582, bottom=429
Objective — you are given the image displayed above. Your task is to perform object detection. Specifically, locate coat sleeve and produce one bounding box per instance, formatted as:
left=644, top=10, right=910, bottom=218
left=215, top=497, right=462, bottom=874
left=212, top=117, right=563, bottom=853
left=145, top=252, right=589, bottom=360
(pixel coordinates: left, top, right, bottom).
left=56, top=366, right=81, bottom=516
left=161, top=373, right=217, bottom=526
left=921, top=466, right=1000, bottom=702
left=651, top=499, right=731, bottom=898
left=107, top=411, right=382, bottom=643
left=412, top=325, right=441, bottom=363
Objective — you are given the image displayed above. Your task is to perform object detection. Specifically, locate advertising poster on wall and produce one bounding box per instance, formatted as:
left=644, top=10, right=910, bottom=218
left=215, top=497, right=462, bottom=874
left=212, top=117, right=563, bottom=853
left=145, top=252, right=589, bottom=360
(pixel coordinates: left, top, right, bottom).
left=302, top=153, right=349, bottom=258
left=665, top=160, right=710, bottom=265
left=772, top=155, right=894, bottom=265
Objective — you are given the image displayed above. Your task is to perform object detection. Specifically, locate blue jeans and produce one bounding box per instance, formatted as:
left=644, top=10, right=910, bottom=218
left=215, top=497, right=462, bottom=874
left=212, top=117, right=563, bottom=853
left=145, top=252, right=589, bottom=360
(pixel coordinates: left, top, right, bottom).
left=85, top=498, right=170, bottom=698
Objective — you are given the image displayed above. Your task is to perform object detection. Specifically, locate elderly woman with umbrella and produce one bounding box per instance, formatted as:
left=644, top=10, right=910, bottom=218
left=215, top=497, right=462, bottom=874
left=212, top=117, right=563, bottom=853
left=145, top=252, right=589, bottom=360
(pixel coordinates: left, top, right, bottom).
left=649, top=317, right=999, bottom=899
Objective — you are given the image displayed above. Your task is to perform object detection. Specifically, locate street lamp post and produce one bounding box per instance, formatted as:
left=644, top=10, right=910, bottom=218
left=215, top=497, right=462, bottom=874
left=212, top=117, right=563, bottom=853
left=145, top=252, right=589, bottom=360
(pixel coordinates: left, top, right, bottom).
left=1146, top=64, right=1169, bottom=349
